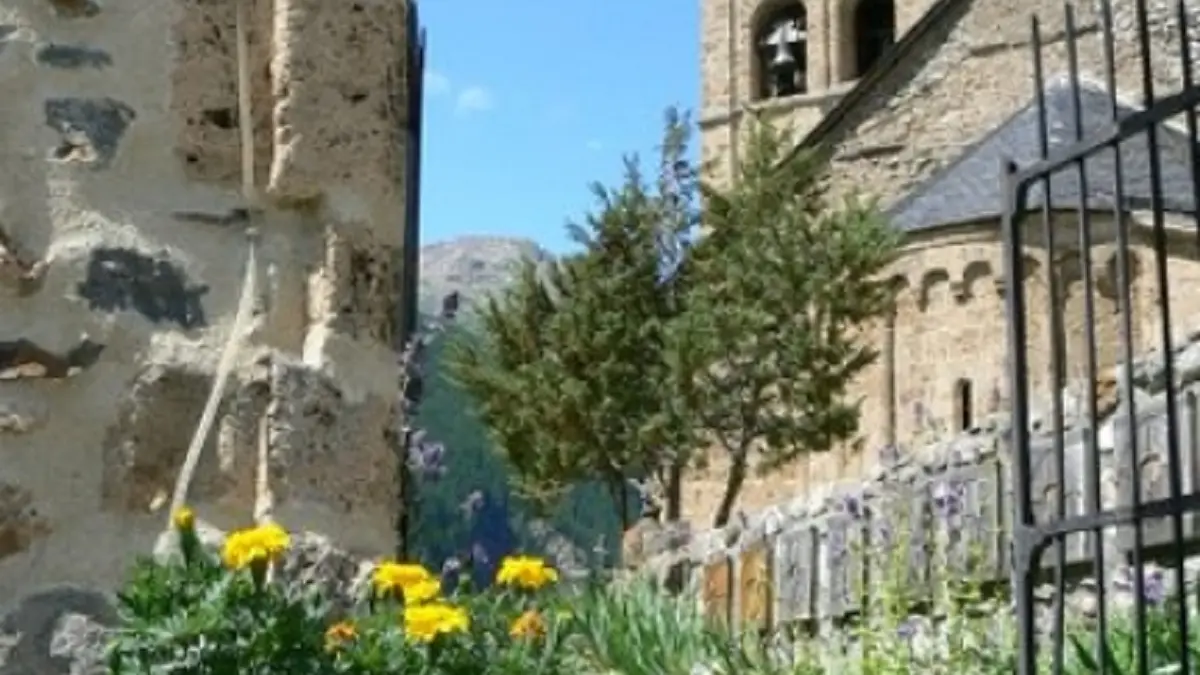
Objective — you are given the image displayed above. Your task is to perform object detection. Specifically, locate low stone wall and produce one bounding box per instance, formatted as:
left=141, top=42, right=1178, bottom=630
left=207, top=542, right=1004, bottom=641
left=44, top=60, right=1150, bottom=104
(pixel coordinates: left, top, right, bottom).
left=639, top=332, right=1200, bottom=640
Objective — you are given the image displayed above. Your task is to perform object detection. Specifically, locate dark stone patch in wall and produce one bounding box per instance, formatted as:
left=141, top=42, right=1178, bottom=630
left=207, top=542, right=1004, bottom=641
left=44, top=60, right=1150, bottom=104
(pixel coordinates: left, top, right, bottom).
left=0, top=337, right=105, bottom=380
left=43, top=97, right=135, bottom=168
left=77, top=248, right=208, bottom=329
left=35, top=43, right=112, bottom=69
left=45, top=0, right=100, bottom=18
left=0, top=26, right=16, bottom=55
left=172, top=207, right=250, bottom=228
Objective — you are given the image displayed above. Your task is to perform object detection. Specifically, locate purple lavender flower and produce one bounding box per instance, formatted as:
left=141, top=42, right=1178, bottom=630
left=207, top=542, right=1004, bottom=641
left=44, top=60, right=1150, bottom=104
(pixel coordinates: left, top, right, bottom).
left=1114, top=566, right=1168, bottom=606
left=407, top=438, right=448, bottom=479
left=932, top=481, right=964, bottom=519
left=459, top=490, right=484, bottom=519
left=470, top=541, right=490, bottom=566
left=842, top=494, right=865, bottom=520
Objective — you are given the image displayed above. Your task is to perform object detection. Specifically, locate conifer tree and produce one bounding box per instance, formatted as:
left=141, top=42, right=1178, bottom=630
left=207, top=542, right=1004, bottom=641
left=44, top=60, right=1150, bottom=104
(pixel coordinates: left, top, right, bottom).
left=446, top=109, right=699, bottom=525
left=672, top=118, right=900, bottom=527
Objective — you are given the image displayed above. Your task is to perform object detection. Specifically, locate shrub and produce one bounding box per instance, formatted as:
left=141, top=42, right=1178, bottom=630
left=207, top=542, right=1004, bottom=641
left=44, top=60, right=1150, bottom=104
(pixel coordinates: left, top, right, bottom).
left=103, top=506, right=1197, bottom=675
left=106, top=509, right=582, bottom=675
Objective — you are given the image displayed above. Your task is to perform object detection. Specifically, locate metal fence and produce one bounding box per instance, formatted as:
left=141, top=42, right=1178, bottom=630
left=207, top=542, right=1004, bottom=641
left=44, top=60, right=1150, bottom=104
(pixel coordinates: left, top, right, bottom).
left=1001, top=0, right=1200, bottom=672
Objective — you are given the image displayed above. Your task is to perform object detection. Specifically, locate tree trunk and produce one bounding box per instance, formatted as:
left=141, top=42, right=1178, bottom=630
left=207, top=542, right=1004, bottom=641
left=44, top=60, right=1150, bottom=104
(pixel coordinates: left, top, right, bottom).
left=712, top=453, right=747, bottom=528
left=665, top=459, right=683, bottom=522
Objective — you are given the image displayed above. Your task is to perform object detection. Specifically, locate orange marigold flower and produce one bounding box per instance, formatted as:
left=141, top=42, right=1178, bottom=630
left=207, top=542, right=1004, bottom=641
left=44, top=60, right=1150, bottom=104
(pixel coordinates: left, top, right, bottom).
left=324, top=621, right=357, bottom=651
left=509, top=609, right=547, bottom=640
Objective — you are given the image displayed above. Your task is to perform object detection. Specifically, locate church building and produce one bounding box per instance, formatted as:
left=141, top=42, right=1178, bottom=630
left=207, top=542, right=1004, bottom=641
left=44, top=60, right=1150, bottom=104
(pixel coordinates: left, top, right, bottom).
left=685, top=0, right=1200, bottom=522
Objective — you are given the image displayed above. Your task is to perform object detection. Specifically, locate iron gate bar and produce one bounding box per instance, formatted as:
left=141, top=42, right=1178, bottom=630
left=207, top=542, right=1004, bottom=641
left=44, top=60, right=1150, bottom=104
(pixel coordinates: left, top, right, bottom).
left=1028, top=16, right=1070, bottom=673
left=1003, top=0, right=1200, bottom=672
left=1133, top=0, right=1193, bottom=668
left=1064, top=6, right=1111, bottom=668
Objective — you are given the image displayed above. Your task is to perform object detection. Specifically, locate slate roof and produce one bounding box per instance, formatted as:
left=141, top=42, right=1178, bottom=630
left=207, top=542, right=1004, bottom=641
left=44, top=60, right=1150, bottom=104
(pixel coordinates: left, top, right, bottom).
left=886, top=82, right=1198, bottom=231
left=887, top=81, right=1199, bottom=232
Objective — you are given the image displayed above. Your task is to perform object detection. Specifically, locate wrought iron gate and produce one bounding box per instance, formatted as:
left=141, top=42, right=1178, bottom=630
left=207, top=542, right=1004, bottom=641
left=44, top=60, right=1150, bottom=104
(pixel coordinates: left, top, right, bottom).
left=397, top=2, right=426, bottom=559
left=1002, top=0, right=1200, bottom=672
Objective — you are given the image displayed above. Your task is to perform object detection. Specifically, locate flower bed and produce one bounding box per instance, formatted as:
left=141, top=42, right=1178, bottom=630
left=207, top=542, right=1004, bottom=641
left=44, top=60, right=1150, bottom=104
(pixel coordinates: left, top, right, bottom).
left=102, top=508, right=1197, bottom=675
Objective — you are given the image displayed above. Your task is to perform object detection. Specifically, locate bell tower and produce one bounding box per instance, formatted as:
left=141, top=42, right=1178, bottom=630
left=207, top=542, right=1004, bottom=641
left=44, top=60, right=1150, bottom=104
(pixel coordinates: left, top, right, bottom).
left=699, top=0, right=899, bottom=186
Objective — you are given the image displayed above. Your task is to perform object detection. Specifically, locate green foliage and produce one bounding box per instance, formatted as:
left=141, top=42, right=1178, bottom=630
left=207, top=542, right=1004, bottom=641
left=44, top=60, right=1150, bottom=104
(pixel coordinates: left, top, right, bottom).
left=446, top=107, right=902, bottom=529
left=446, top=108, right=698, bottom=520
left=673, top=119, right=901, bottom=526
left=568, top=576, right=729, bottom=675
left=107, top=514, right=1194, bottom=675
left=108, top=521, right=583, bottom=675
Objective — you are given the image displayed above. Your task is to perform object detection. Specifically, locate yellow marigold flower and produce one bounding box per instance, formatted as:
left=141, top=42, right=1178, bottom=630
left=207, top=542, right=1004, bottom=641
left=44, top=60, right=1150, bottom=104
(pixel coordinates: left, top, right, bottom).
left=403, top=602, right=469, bottom=642
left=324, top=621, right=357, bottom=651
left=172, top=506, right=195, bottom=532
left=402, top=578, right=442, bottom=605
left=509, top=609, right=546, bottom=640
left=495, top=555, right=558, bottom=591
left=220, top=522, right=290, bottom=570
left=372, top=561, right=435, bottom=598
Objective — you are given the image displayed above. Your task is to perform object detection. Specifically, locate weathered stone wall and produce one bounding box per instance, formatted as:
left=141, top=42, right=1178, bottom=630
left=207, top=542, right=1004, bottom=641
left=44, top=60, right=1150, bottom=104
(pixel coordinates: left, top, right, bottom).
left=680, top=212, right=1200, bottom=523
left=643, top=333, right=1200, bottom=644
left=0, top=0, right=412, bottom=627
left=688, top=0, right=1200, bottom=525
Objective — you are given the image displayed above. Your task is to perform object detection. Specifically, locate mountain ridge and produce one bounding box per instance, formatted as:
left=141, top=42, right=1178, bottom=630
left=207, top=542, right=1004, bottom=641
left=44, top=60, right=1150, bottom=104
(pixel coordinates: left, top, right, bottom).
left=418, top=235, right=553, bottom=313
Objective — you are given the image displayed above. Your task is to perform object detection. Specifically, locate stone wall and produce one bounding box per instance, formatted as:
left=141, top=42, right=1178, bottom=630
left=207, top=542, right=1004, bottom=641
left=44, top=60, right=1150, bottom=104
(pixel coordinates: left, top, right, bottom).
left=0, top=0, right=414, bottom=631
left=641, top=331, right=1200, bottom=639
left=680, top=213, right=1200, bottom=522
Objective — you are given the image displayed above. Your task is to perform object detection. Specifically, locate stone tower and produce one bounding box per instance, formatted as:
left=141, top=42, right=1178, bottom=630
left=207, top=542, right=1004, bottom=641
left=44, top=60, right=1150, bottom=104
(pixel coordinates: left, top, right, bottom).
left=0, top=0, right=418, bottom=608
left=699, top=0, right=936, bottom=184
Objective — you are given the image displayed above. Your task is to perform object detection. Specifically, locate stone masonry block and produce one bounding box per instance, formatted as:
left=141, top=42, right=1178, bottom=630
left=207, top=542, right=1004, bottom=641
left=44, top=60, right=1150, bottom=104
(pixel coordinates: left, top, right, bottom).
left=170, top=0, right=274, bottom=184
left=263, top=356, right=399, bottom=516
left=100, top=365, right=248, bottom=512
left=0, top=480, right=51, bottom=562
left=268, top=0, right=408, bottom=204
left=308, top=225, right=399, bottom=345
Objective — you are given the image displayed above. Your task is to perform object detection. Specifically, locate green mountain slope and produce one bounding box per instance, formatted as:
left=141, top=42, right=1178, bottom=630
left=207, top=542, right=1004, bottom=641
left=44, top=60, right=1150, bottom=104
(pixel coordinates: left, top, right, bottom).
left=412, top=236, right=634, bottom=582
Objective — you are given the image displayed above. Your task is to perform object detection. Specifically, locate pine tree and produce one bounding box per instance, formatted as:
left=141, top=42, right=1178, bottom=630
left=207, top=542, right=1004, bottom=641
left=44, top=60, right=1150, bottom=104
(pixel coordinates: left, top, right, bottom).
left=446, top=109, right=699, bottom=525
left=673, top=117, right=900, bottom=528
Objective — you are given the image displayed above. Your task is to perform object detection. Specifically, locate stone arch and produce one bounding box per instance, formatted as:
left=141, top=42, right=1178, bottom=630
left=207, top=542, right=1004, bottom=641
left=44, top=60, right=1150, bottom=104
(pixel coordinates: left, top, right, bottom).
left=886, top=273, right=912, bottom=313
left=918, top=268, right=951, bottom=310
left=752, top=1, right=808, bottom=99
left=1099, top=247, right=1142, bottom=303
left=958, top=259, right=995, bottom=303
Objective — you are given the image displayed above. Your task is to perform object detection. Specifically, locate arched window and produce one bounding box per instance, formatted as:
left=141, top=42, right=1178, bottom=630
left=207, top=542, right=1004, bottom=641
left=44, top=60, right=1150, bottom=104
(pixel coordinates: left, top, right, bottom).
left=853, top=0, right=895, bottom=77
left=754, top=4, right=808, bottom=99
left=954, top=378, right=974, bottom=431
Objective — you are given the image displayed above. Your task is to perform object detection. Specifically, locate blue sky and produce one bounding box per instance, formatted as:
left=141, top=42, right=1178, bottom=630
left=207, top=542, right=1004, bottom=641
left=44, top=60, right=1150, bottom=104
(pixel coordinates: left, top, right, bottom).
left=417, top=1, right=700, bottom=255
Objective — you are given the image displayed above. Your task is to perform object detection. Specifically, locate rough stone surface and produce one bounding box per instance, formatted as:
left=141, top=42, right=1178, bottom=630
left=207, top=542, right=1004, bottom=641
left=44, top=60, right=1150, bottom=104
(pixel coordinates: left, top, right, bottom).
left=267, top=0, right=409, bottom=208
left=43, top=98, right=135, bottom=168
left=0, top=482, right=50, bottom=562
left=645, top=331, right=1200, bottom=646
left=0, top=587, right=115, bottom=675
left=0, top=0, right=412, bottom=623
left=687, top=0, right=1200, bottom=522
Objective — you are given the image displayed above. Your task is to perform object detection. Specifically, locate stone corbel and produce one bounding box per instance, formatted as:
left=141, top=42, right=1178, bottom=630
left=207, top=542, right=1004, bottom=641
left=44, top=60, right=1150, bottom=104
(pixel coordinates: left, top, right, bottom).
left=992, top=276, right=1007, bottom=298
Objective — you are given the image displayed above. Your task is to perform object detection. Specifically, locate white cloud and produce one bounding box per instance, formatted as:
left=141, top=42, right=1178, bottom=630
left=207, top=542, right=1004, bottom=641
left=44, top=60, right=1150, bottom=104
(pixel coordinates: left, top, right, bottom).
left=424, top=70, right=451, bottom=96
left=455, top=86, right=494, bottom=115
